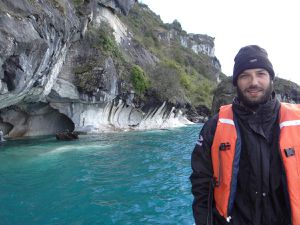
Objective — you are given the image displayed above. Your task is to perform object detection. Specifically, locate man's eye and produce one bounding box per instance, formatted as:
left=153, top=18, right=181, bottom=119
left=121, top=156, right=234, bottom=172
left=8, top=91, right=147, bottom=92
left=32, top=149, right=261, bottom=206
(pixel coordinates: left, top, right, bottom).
left=258, top=72, right=267, bottom=76
left=239, top=75, right=248, bottom=79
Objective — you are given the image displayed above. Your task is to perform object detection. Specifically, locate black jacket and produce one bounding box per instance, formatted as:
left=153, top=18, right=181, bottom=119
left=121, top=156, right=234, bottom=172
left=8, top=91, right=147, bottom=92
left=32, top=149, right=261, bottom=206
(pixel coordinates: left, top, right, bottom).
left=190, top=96, right=291, bottom=225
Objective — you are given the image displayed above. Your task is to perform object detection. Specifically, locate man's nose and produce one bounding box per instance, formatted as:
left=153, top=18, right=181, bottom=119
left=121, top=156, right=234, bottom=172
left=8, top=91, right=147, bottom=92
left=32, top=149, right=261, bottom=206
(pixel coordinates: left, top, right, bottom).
left=249, top=74, right=259, bottom=85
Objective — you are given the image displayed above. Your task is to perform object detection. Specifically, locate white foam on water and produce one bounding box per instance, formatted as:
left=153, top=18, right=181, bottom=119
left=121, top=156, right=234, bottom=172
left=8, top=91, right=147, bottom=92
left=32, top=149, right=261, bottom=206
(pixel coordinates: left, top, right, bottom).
left=44, top=144, right=113, bottom=155
left=47, top=145, right=74, bottom=154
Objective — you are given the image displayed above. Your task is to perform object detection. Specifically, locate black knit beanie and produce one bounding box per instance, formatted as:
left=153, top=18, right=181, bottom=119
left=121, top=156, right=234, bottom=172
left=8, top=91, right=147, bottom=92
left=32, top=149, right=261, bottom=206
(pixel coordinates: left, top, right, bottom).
left=232, top=45, right=275, bottom=86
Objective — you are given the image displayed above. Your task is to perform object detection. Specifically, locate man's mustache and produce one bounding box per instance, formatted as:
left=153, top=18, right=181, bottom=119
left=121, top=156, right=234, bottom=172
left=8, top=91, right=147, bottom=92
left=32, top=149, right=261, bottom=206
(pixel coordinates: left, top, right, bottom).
left=245, top=85, right=264, bottom=92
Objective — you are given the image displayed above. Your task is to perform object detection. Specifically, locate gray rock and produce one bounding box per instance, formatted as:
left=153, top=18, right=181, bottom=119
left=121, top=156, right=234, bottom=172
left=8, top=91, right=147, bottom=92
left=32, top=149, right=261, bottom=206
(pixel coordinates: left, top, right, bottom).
left=0, top=1, right=202, bottom=138
left=98, top=0, right=137, bottom=15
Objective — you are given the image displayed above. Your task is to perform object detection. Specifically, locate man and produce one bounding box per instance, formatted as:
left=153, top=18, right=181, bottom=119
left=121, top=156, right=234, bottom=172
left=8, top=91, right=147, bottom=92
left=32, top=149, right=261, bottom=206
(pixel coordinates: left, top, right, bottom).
left=190, top=45, right=300, bottom=225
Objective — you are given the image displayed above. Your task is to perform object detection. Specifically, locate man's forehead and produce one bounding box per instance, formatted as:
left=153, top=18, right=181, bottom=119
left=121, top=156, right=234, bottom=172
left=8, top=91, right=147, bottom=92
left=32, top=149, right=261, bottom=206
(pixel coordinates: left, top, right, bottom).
left=240, top=68, right=269, bottom=74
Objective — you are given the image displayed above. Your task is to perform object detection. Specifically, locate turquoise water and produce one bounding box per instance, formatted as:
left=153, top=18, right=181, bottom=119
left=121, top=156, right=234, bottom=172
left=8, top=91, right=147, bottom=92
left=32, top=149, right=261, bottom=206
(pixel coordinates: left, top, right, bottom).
left=0, top=124, right=202, bottom=225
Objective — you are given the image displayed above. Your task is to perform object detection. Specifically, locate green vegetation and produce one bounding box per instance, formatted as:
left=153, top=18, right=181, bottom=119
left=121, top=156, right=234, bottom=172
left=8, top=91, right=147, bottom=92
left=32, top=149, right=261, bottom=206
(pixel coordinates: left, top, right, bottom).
left=72, top=2, right=220, bottom=108
left=89, top=22, right=118, bottom=56
left=188, top=78, right=216, bottom=107
left=72, top=0, right=85, bottom=7
left=73, top=22, right=128, bottom=92
left=119, top=3, right=164, bottom=52
left=149, top=60, right=186, bottom=104
left=96, top=23, right=127, bottom=80
left=118, top=3, right=219, bottom=108
left=74, top=61, right=99, bottom=92
left=148, top=59, right=216, bottom=107
left=130, top=65, right=150, bottom=95
left=180, top=72, right=192, bottom=90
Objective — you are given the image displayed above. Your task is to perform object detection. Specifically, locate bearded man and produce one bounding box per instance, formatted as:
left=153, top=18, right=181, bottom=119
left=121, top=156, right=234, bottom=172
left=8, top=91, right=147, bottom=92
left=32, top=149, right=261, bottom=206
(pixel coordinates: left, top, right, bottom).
left=190, top=45, right=299, bottom=225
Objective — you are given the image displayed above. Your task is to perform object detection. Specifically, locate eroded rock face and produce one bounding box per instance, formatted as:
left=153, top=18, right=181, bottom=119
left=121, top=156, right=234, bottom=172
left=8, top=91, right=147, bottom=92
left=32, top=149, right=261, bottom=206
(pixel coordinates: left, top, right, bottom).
left=0, top=0, right=135, bottom=106
left=0, top=0, right=79, bottom=107
left=155, top=29, right=221, bottom=73
left=0, top=0, right=192, bottom=138
left=49, top=100, right=192, bottom=134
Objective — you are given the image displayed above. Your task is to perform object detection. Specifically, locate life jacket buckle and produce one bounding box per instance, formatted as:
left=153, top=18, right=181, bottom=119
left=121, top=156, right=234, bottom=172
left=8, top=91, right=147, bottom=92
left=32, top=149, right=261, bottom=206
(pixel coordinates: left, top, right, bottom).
left=284, top=148, right=295, bottom=157
left=219, top=142, right=231, bottom=151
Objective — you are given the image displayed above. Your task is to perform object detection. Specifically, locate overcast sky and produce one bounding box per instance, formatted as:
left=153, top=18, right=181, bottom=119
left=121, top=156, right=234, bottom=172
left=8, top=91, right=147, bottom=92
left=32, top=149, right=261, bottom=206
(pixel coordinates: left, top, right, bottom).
left=140, top=0, right=300, bottom=85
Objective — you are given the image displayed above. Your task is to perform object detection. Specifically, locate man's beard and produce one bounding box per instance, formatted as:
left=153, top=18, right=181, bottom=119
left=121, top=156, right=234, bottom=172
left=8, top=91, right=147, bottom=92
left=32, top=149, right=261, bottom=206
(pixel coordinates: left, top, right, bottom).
left=237, top=81, right=273, bottom=108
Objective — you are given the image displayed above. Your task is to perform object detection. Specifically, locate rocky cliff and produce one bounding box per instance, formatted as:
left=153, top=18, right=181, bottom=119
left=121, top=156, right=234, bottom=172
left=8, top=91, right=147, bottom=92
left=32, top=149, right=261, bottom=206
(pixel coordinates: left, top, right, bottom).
left=0, top=0, right=221, bottom=138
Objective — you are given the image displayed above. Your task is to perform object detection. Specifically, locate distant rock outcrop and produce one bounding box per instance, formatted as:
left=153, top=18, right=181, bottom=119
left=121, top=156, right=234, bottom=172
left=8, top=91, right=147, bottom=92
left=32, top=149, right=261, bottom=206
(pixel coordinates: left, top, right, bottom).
left=153, top=25, right=221, bottom=81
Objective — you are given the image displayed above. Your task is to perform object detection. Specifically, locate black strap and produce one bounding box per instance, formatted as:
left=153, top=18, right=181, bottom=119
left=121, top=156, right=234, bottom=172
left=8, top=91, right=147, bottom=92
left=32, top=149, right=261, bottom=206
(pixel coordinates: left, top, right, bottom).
left=207, top=178, right=215, bottom=225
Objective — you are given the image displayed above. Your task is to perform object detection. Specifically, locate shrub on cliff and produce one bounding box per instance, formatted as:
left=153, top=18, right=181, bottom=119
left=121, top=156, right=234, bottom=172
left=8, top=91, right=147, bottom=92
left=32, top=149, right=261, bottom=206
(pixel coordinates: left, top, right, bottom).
left=148, top=60, right=187, bottom=104
left=130, top=65, right=150, bottom=95
left=74, top=60, right=99, bottom=92
left=89, top=22, right=122, bottom=60
left=73, top=21, right=129, bottom=93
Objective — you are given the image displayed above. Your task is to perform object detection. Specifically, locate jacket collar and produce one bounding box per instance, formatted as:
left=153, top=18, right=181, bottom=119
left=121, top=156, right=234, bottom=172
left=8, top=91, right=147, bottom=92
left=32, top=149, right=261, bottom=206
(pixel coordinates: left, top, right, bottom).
left=232, top=91, right=278, bottom=116
left=232, top=92, right=280, bottom=140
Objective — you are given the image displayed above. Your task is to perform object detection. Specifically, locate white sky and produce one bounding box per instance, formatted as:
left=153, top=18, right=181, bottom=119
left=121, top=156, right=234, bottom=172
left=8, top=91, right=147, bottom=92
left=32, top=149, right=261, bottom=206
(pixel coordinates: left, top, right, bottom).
left=140, top=0, right=300, bottom=85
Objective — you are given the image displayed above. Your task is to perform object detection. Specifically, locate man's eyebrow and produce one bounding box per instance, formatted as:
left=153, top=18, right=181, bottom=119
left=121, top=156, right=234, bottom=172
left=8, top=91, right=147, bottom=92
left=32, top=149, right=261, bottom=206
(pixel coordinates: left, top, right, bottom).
left=256, top=69, right=268, bottom=73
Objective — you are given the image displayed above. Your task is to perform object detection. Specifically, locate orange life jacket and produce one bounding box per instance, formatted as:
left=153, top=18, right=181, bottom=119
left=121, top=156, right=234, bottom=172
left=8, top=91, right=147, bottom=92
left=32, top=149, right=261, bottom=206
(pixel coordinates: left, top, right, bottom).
left=211, top=102, right=300, bottom=224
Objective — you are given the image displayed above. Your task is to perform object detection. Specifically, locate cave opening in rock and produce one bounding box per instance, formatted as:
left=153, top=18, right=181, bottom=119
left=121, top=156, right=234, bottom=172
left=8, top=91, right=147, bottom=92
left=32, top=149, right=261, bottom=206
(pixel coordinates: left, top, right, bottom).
left=28, top=106, right=76, bottom=136
left=0, top=117, right=13, bottom=136
left=53, top=110, right=75, bottom=133
left=3, top=71, right=16, bottom=91
left=0, top=104, right=75, bottom=138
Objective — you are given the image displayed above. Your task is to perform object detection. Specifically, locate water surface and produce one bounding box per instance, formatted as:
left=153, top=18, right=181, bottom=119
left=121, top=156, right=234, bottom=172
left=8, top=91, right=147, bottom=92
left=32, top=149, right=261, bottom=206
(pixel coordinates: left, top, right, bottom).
left=0, top=124, right=202, bottom=225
